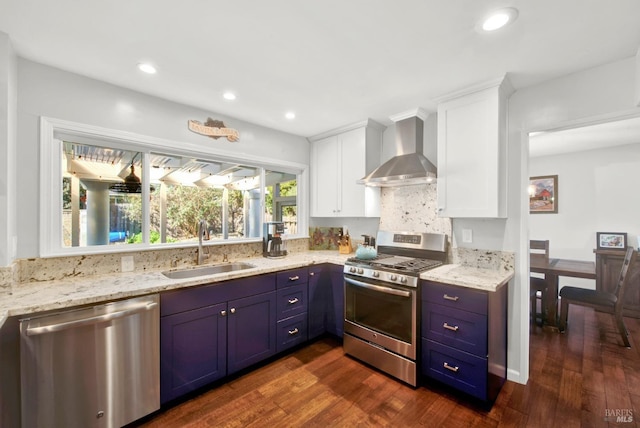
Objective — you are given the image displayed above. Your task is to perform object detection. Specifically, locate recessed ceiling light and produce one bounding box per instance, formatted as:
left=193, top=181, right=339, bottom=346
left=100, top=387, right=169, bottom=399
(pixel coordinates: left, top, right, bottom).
left=223, top=92, right=236, bottom=101
left=137, top=62, right=157, bottom=74
left=479, top=7, right=518, bottom=32
left=285, top=112, right=296, bottom=120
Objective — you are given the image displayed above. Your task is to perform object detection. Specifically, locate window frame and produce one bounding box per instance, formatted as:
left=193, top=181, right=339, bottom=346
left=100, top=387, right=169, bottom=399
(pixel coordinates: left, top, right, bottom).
left=40, top=117, right=308, bottom=257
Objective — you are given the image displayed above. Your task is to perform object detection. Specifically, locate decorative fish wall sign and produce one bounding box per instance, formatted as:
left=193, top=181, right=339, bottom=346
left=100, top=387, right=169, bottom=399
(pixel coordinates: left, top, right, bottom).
left=188, top=118, right=240, bottom=142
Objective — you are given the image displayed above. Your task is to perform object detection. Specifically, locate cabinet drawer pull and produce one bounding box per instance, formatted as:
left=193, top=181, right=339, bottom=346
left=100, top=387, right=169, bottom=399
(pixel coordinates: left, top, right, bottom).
left=289, top=275, right=300, bottom=281
left=310, top=272, right=315, bottom=276
left=288, top=327, right=299, bottom=336
left=288, top=297, right=299, bottom=305
left=443, top=322, right=459, bottom=332
left=443, top=294, right=459, bottom=302
left=230, top=308, right=236, bottom=314
left=220, top=310, right=227, bottom=317
left=443, top=362, right=459, bottom=373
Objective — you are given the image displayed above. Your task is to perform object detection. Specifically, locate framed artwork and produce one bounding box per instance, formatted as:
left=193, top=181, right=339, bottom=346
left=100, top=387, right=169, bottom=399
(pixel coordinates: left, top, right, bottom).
left=596, top=232, right=627, bottom=250
left=529, top=175, right=558, bottom=214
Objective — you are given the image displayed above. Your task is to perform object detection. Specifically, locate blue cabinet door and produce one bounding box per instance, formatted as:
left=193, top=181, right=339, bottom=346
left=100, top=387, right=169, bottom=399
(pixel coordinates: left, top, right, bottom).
left=160, top=302, right=227, bottom=404
left=227, top=291, right=277, bottom=374
left=326, top=264, right=344, bottom=337
left=308, top=265, right=327, bottom=339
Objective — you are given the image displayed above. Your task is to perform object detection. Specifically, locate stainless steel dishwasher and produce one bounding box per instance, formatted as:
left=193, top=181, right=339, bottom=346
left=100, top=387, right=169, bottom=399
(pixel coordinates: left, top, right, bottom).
left=20, top=294, right=160, bottom=428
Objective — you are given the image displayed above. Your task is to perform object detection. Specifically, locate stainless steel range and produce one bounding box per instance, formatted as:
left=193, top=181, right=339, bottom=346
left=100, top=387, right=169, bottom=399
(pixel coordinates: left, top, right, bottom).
left=343, top=230, right=448, bottom=386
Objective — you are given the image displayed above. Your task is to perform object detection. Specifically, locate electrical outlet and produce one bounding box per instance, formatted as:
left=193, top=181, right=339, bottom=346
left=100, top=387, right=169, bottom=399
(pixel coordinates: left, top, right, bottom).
left=121, top=255, right=134, bottom=272
left=462, top=229, right=473, bottom=243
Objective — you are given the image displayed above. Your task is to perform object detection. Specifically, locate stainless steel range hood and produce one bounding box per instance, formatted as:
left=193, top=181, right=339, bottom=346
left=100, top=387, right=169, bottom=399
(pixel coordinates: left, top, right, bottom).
left=358, top=109, right=436, bottom=187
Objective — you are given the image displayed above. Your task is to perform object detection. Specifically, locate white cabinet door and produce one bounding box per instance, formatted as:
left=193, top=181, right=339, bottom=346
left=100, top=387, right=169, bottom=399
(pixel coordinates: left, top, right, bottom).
left=337, top=127, right=367, bottom=217
left=311, top=135, right=340, bottom=217
left=310, top=120, right=383, bottom=218
left=436, top=78, right=511, bottom=218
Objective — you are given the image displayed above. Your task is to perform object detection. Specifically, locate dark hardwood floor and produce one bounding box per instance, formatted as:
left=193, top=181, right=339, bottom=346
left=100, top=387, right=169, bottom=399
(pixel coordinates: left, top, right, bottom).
left=139, top=306, right=640, bottom=427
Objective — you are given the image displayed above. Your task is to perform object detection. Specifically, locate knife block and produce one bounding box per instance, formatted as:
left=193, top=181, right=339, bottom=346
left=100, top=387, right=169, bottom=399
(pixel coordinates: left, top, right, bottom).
left=339, top=236, right=352, bottom=254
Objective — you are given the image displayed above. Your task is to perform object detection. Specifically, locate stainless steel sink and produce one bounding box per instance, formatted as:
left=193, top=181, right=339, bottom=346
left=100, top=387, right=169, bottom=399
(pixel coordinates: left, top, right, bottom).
left=161, top=262, right=255, bottom=279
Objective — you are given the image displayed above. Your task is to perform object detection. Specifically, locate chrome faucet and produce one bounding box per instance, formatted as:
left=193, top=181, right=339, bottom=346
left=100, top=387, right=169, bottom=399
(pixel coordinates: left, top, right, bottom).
left=197, top=219, right=210, bottom=265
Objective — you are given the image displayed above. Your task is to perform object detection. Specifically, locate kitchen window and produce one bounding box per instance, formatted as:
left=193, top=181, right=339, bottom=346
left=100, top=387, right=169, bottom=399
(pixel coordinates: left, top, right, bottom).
left=41, top=118, right=307, bottom=256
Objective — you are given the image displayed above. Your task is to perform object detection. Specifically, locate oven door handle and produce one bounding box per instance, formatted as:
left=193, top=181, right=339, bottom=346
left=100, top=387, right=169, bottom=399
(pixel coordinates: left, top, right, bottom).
left=344, top=277, right=412, bottom=298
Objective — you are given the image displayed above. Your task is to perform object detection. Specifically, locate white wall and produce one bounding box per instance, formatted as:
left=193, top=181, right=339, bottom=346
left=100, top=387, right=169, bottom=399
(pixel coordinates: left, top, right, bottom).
left=0, top=33, right=17, bottom=267
left=16, top=59, right=310, bottom=259
left=529, top=143, right=640, bottom=289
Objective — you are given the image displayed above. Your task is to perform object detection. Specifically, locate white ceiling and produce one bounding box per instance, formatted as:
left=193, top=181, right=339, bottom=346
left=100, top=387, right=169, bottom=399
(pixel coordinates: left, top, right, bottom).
left=1, top=0, right=640, bottom=137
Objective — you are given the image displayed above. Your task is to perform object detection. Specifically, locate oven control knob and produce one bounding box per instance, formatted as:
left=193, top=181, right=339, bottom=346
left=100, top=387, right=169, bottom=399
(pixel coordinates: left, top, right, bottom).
left=390, top=274, right=398, bottom=281
left=400, top=276, right=407, bottom=284
left=349, top=267, right=356, bottom=273
left=357, top=268, right=364, bottom=274
left=372, top=271, right=380, bottom=278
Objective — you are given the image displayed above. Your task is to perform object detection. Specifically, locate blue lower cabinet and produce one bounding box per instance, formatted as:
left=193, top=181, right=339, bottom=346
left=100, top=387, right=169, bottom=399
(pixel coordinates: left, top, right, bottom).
left=421, top=280, right=508, bottom=405
left=160, top=265, right=345, bottom=404
left=277, top=313, right=308, bottom=352
left=160, top=274, right=277, bottom=403
left=160, top=302, right=227, bottom=404
left=227, top=291, right=277, bottom=375
left=276, top=269, right=309, bottom=351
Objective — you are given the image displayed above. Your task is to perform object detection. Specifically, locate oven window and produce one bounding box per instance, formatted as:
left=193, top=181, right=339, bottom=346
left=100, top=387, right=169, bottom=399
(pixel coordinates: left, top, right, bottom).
left=345, top=280, right=413, bottom=343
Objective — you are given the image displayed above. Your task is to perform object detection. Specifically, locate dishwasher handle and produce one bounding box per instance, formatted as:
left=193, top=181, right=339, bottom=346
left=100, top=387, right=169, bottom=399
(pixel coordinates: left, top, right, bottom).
left=25, top=301, right=158, bottom=336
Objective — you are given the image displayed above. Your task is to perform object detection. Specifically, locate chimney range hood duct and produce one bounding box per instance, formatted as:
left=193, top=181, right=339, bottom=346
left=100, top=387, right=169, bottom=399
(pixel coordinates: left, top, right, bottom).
left=357, top=109, right=437, bottom=187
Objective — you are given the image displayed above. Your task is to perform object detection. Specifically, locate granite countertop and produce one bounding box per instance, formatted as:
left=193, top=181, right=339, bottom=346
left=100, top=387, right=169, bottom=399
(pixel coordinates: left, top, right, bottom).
left=0, top=251, right=349, bottom=328
left=0, top=251, right=514, bottom=329
left=420, top=264, right=514, bottom=292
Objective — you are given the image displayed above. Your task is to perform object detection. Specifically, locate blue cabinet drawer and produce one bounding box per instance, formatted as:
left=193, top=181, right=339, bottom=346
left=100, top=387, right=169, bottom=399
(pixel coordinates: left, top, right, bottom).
left=422, top=339, right=488, bottom=401
left=276, top=283, right=308, bottom=320
left=277, top=268, right=308, bottom=289
left=422, top=281, right=488, bottom=315
left=422, top=302, right=488, bottom=356
left=277, top=313, right=308, bottom=352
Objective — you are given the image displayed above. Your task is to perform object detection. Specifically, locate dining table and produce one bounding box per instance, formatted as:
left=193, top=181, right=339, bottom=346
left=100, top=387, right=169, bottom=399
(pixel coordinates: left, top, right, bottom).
left=530, top=257, right=597, bottom=329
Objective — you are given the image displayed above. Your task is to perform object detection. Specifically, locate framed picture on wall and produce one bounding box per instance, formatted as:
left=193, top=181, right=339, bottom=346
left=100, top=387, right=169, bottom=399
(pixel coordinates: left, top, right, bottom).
left=529, top=175, right=558, bottom=214
left=596, top=232, right=627, bottom=250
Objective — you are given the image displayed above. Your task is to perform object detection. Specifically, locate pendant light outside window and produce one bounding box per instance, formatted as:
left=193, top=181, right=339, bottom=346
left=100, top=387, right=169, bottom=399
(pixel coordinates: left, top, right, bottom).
left=109, top=163, right=142, bottom=194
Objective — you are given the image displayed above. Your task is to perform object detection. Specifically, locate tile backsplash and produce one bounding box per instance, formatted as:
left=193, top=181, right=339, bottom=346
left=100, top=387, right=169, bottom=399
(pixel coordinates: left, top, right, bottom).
left=451, top=247, right=514, bottom=272
left=379, top=183, right=452, bottom=239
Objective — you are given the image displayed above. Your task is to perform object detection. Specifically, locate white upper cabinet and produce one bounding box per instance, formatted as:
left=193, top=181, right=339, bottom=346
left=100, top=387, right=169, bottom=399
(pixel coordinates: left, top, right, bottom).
left=435, top=76, right=513, bottom=218
left=309, top=120, right=384, bottom=217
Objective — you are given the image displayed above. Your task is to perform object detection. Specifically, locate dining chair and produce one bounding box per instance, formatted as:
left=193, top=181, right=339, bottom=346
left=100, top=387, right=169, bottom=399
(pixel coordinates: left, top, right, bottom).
left=530, top=240, right=550, bottom=325
left=558, top=246, right=637, bottom=348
